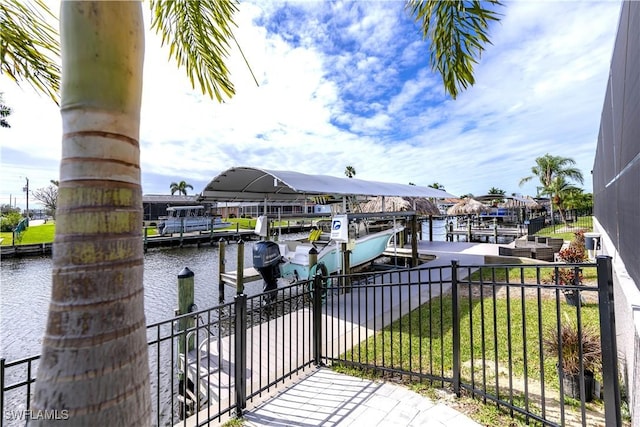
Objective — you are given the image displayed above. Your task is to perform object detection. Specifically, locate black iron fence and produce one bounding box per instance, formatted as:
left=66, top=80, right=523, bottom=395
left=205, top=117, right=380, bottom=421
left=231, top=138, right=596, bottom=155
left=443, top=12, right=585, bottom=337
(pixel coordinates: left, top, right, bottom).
left=527, top=210, right=593, bottom=236
left=1, top=257, right=622, bottom=426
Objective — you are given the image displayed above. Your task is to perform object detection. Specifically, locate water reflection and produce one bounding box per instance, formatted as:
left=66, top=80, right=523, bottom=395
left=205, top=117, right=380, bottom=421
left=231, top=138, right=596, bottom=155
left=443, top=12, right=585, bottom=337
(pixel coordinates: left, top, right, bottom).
left=0, top=241, right=264, bottom=362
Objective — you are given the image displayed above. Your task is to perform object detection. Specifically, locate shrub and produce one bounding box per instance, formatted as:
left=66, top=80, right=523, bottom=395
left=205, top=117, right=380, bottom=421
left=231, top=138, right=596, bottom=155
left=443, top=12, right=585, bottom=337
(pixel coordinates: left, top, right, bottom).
left=558, top=230, right=587, bottom=263
left=543, top=318, right=601, bottom=376
left=0, top=212, right=22, bottom=232
left=549, top=267, right=583, bottom=286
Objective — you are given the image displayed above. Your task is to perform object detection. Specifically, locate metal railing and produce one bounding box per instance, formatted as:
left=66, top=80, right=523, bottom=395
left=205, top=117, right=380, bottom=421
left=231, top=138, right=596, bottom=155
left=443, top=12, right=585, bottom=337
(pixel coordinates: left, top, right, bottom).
left=322, top=257, right=620, bottom=427
left=1, top=257, right=621, bottom=426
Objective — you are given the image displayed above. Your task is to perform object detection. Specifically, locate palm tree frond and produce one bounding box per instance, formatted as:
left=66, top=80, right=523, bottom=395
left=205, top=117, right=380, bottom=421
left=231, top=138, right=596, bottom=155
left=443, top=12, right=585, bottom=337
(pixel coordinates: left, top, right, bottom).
left=0, top=0, right=61, bottom=104
left=406, top=0, right=502, bottom=99
left=150, top=0, right=239, bottom=102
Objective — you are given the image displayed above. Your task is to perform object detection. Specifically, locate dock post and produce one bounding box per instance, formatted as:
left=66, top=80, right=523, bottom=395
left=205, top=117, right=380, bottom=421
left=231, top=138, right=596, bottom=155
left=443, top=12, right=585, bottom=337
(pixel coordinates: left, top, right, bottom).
left=218, top=238, right=226, bottom=303
left=466, top=216, right=472, bottom=242
left=179, top=217, right=184, bottom=247
left=493, top=218, right=498, bottom=243
left=411, top=214, right=418, bottom=266
left=309, top=247, right=318, bottom=269
left=341, top=243, right=350, bottom=292
left=143, top=226, right=148, bottom=253
left=447, top=221, right=453, bottom=242
left=236, top=240, right=244, bottom=294
left=428, top=215, right=433, bottom=242
left=177, top=267, right=195, bottom=355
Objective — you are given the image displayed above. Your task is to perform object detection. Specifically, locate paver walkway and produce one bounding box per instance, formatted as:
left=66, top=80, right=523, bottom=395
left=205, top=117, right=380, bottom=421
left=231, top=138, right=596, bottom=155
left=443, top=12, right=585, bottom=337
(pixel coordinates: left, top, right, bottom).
left=241, top=368, right=481, bottom=427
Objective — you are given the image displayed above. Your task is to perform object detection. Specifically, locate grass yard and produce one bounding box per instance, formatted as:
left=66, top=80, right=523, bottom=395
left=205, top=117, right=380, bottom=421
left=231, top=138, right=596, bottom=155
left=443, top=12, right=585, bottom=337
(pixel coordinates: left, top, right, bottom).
left=345, top=281, right=605, bottom=426
left=1, top=223, right=56, bottom=245
left=353, top=294, right=600, bottom=384
left=470, top=265, right=598, bottom=286
left=535, top=216, right=593, bottom=241
left=1, top=216, right=316, bottom=245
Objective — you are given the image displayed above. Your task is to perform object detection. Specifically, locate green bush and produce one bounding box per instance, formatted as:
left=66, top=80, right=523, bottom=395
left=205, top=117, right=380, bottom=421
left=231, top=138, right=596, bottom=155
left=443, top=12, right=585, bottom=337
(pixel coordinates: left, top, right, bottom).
left=0, top=212, right=22, bottom=232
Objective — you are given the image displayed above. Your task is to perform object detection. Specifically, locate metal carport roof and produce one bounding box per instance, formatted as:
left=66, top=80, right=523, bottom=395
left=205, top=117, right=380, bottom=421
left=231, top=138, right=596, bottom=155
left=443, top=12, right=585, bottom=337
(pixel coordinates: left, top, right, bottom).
left=198, top=166, right=456, bottom=202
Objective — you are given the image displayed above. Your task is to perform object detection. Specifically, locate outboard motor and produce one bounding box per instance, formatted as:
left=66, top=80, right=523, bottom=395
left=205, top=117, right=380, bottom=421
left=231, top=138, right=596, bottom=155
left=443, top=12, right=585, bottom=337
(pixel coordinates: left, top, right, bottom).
left=252, top=241, right=281, bottom=295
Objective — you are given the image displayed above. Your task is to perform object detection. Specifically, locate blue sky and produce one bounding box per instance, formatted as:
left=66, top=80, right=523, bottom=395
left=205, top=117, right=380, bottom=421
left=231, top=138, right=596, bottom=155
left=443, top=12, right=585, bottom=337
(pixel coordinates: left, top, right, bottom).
left=1, top=1, right=623, bottom=210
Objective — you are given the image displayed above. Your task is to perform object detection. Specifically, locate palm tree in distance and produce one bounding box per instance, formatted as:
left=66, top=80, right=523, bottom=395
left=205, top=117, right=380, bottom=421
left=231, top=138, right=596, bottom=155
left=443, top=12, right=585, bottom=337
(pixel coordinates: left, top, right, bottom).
left=487, top=186, right=505, bottom=205
left=344, top=165, right=356, bottom=178
left=170, top=180, right=194, bottom=196
left=545, top=175, right=580, bottom=223
left=428, top=182, right=445, bottom=190
left=520, top=154, right=584, bottom=225
left=8, top=1, right=501, bottom=423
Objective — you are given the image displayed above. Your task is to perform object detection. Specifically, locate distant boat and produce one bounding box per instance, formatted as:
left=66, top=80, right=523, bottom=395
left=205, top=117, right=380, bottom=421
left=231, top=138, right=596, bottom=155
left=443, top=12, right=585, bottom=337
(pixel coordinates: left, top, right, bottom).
left=156, top=205, right=231, bottom=236
left=253, top=216, right=403, bottom=293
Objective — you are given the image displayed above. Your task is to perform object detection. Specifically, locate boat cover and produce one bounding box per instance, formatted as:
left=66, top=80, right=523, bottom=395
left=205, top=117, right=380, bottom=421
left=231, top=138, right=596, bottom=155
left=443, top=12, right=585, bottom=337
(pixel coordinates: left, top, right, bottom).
left=198, top=166, right=456, bottom=202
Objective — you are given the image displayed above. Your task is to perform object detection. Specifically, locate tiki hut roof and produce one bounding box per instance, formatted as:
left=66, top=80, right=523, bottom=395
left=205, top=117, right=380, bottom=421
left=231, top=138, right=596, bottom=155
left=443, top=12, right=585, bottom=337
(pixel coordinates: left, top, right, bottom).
left=446, top=198, right=491, bottom=215
left=360, top=196, right=440, bottom=215
left=499, top=196, right=542, bottom=209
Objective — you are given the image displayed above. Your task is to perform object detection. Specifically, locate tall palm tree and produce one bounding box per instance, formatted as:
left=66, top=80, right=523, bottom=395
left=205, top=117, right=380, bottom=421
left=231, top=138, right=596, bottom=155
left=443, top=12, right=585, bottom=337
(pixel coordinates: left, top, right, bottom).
left=544, top=175, right=580, bottom=223
left=344, top=165, right=356, bottom=178
left=519, top=154, right=584, bottom=225
left=170, top=180, right=194, bottom=195
left=8, top=1, right=500, bottom=424
left=21, top=2, right=237, bottom=424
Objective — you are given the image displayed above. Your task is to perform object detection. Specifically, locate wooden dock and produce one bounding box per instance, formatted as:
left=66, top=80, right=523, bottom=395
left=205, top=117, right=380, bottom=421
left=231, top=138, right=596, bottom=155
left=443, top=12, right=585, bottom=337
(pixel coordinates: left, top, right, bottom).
left=446, top=226, right=525, bottom=243
left=0, top=230, right=258, bottom=259
left=143, top=229, right=257, bottom=251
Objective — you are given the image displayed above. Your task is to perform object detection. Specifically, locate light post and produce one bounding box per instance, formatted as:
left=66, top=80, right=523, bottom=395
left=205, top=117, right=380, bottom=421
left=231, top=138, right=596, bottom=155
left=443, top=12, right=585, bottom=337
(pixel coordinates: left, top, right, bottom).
left=22, top=177, right=29, bottom=220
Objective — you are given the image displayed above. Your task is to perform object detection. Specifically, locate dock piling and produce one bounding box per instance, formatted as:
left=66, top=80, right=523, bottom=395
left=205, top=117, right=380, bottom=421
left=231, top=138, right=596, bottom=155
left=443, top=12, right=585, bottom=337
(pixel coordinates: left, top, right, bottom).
left=236, top=240, right=244, bottom=294
left=218, top=238, right=226, bottom=303
left=177, top=267, right=195, bottom=354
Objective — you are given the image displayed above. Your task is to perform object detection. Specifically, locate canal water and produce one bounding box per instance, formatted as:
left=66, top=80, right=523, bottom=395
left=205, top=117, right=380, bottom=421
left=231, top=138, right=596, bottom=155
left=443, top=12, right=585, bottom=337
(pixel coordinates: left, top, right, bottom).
left=1, top=242, right=266, bottom=363
left=0, top=220, right=456, bottom=363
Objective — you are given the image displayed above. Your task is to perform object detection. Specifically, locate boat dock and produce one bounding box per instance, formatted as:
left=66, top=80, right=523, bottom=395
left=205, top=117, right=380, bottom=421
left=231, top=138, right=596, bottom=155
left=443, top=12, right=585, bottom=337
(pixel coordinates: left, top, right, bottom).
left=183, top=257, right=465, bottom=427
left=0, top=230, right=259, bottom=259
left=446, top=225, right=525, bottom=243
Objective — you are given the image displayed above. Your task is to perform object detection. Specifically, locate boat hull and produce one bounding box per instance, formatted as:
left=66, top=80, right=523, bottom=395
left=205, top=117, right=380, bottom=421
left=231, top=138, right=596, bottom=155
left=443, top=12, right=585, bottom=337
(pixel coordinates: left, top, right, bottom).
left=278, top=225, right=403, bottom=281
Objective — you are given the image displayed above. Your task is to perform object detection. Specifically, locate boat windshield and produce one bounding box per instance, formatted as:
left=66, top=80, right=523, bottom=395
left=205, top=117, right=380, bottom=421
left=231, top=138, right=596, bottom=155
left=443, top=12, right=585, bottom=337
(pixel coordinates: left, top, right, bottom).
left=167, top=206, right=206, bottom=218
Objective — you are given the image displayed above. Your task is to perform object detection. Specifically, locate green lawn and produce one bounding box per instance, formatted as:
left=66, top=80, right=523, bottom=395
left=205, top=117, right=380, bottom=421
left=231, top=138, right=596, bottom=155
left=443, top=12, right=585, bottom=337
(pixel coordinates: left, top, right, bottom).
left=470, top=265, right=598, bottom=285
left=1, top=223, right=56, bottom=245
left=349, top=293, right=601, bottom=389
left=535, top=216, right=593, bottom=241
left=1, top=217, right=316, bottom=245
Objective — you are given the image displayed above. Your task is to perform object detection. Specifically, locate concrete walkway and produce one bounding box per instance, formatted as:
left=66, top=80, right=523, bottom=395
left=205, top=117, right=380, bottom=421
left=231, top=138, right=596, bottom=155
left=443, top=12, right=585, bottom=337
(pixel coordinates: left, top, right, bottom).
left=241, top=368, right=480, bottom=427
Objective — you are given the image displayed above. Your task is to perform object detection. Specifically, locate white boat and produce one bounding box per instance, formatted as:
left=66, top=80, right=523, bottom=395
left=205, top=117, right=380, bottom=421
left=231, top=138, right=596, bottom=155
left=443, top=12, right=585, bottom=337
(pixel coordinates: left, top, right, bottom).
left=252, top=215, right=404, bottom=293
left=156, top=205, right=231, bottom=236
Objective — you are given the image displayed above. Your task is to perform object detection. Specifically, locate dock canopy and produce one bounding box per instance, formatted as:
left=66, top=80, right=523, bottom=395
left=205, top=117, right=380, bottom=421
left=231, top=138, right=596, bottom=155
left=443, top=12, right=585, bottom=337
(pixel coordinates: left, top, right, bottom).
left=198, top=166, right=456, bottom=202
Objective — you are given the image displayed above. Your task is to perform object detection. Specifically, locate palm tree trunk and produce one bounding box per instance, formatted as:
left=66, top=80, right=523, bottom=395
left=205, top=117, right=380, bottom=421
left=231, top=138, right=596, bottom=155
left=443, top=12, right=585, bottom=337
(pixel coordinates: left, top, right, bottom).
left=33, top=2, right=150, bottom=425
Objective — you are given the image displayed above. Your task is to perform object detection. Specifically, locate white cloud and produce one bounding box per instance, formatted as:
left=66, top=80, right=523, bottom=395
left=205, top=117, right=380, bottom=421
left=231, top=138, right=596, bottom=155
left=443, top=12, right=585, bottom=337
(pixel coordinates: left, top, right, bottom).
left=0, top=0, right=623, bottom=208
